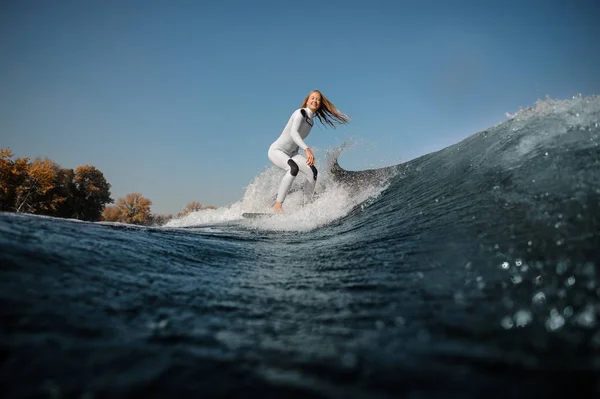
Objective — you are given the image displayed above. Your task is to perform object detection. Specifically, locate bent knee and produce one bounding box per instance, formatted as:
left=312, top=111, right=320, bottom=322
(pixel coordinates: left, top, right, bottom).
left=310, top=165, right=318, bottom=181
left=287, top=159, right=299, bottom=176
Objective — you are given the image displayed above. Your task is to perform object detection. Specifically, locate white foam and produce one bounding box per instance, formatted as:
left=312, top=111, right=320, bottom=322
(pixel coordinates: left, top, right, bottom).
left=165, top=146, right=393, bottom=232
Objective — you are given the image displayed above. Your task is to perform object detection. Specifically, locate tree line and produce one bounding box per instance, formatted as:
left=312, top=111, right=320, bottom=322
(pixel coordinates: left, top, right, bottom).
left=102, top=197, right=215, bottom=225
left=0, top=148, right=214, bottom=225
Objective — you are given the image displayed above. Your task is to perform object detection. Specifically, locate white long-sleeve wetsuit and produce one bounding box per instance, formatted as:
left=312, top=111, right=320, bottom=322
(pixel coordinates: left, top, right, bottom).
left=268, top=107, right=318, bottom=203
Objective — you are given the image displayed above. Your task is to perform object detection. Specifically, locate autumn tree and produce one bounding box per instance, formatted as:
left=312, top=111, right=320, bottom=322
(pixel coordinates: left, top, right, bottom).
left=0, top=148, right=113, bottom=221
left=120, top=193, right=152, bottom=225
left=15, top=158, right=59, bottom=214
left=103, top=195, right=172, bottom=226
left=106, top=193, right=153, bottom=225
left=72, top=165, right=113, bottom=221
left=102, top=205, right=121, bottom=222
left=0, top=148, right=30, bottom=211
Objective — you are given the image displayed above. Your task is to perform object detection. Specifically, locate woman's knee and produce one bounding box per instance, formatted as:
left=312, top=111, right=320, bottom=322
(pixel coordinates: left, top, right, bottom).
left=309, top=165, right=317, bottom=180
left=287, top=159, right=300, bottom=176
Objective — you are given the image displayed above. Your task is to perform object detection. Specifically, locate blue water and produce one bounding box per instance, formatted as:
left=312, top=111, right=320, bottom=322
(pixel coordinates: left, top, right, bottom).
left=1, top=96, right=599, bottom=398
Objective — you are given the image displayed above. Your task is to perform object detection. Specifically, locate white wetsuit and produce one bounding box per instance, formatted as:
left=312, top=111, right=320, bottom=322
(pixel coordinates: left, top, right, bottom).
left=268, top=107, right=317, bottom=203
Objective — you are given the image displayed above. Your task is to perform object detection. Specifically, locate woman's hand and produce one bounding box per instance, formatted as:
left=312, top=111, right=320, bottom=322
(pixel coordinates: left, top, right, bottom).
left=305, top=148, right=314, bottom=166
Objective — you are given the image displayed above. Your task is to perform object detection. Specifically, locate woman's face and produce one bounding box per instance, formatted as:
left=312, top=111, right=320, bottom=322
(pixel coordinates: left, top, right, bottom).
left=307, top=92, right=321, bottom=112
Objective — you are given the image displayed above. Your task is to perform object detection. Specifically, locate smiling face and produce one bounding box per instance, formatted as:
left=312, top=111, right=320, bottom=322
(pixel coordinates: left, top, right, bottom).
left=306, top=91, right=322, bottom=113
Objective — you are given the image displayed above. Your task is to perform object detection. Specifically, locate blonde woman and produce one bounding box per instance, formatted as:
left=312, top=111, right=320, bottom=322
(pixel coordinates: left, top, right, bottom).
left=268, top=90, right=350, bottom=213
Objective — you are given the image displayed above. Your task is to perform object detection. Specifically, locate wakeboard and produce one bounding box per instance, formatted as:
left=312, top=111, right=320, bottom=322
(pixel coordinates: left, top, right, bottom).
left=242, top=212, right=279, bottom=219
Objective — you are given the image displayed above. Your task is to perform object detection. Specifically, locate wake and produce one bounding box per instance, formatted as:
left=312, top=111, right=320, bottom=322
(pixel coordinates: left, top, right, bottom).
left=165, top=142, right=396, bottom=232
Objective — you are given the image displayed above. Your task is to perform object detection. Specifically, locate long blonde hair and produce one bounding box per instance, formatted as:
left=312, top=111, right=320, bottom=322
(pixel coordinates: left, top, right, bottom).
left=301, top=90, right=350, bottom=129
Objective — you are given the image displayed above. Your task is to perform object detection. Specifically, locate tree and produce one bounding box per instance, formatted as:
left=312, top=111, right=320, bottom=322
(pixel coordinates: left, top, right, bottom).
left=1, top=149, right=114, bottom=221
left=104, top=203, right=173, bottom=226
left=0, top=148, right=30, bottom=211
left=177, top=201, right=203, bottom=218
left=49, top=167, right=76, bottom=218
left=151, top=213, right=173, bottom=226
left=108, top=193, right=153, bottom=225
left=15, top=158, right=58, bottom=214
left=72, top=165, right=113, bottom=221
left=102, top=205, right=121, bottom=222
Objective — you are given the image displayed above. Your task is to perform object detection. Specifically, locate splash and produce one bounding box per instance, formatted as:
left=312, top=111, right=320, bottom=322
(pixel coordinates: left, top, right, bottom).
left=165, top=142, right=395, bottom=231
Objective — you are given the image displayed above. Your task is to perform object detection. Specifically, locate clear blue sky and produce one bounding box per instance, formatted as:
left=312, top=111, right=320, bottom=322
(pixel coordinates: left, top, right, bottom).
left=2, top=0, right=599, bottom=214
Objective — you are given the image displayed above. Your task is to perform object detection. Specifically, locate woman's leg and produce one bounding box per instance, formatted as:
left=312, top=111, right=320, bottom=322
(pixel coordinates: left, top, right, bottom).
left=290, top=153, right=318, bottom=202
left=268, top=147, right=297, bottom=205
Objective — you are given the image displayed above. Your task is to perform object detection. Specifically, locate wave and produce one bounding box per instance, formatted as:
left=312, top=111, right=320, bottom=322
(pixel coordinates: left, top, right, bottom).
left=169, top=95, right=599, bottom=235
left=165, top=143, right=397, bottom=232
left=2, top=95, right=599, bottom=397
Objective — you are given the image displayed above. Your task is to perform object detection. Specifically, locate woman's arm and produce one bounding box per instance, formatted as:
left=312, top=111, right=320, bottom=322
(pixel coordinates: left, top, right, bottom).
left=305, top=148, right=314, bottom=166
left=288, top=110, right=309, bottom=151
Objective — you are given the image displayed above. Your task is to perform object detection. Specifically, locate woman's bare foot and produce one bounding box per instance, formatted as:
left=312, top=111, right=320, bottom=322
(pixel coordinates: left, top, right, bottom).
left=273, top=202, right=284, bottom=213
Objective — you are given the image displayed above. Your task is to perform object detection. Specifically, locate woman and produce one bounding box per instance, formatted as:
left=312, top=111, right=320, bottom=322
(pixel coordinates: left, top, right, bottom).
left=268, top=90, right=350, bottom=213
